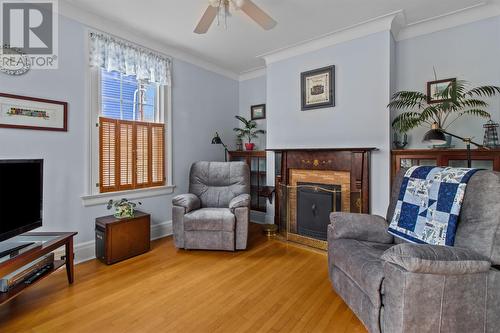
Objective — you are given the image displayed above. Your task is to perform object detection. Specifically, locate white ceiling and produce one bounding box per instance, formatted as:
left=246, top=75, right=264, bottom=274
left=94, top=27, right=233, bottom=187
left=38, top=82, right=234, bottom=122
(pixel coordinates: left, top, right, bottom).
left=66, top=0, right=488, bottom=75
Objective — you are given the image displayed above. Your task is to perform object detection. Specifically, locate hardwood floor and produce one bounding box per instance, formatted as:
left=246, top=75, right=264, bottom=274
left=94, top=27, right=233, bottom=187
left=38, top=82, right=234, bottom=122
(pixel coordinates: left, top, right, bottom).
left=0, top=224, right=366, bottom=333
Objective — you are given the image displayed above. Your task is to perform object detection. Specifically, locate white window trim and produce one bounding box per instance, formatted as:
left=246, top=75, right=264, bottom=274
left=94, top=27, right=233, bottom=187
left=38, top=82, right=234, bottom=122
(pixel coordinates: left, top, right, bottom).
left=82, top=28, right=174, bottom=206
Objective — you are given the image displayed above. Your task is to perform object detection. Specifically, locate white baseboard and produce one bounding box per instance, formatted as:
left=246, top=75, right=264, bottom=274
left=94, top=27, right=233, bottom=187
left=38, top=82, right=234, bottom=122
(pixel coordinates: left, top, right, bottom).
left=53, top=220, right=173, bottom=265
left=151, top=220, right=173, bottom=240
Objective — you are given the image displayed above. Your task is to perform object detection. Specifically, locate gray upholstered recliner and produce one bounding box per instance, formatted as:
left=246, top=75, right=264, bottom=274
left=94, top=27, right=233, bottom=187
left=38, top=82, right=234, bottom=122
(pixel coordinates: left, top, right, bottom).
left=172, top=161, right=250, bottom=251
left=328, top=170, right=500, bottom=333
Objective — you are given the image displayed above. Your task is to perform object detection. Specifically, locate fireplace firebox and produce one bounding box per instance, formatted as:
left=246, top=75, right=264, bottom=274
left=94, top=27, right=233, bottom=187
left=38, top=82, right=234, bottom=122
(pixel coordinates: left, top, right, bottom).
left=297, top=182, right=341, bottom=241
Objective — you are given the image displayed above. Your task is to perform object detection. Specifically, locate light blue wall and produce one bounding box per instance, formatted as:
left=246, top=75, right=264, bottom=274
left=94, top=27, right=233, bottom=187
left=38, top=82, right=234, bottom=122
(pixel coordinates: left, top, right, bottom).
left=238, top=76, right=267, bottom=150
left=0, top=15, right=238, bottom=245
left=395, top=16, right=500, bottom=148
left=238, top=75, right=268, bottom=223
left=172, top=58, right=238, bottom=193
left=266, top=31, right=393, bottom=216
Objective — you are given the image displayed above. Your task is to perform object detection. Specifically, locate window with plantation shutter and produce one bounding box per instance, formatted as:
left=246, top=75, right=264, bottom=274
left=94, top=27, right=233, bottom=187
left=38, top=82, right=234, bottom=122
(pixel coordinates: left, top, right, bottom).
left=88, top=33, right=171, bottom=199
left=98, top=67, right=166, bottom=193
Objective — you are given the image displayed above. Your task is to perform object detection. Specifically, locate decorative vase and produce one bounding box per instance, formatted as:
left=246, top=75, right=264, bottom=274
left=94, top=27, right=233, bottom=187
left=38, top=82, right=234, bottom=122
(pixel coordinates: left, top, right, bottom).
left=245, top=143, right=255, bottom=151
left=114, top=204, right=135, bottom=219
left=236, top=139, right=243, bottom=151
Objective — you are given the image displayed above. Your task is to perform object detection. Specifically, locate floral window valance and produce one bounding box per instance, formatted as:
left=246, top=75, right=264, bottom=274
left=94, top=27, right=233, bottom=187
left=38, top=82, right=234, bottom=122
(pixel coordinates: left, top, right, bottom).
left=89, top=32, right=172, bottom=86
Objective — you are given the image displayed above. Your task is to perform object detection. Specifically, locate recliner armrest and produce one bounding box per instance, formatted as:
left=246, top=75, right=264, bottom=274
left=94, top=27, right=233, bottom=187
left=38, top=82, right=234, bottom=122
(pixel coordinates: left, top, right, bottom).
left=172, top=193, right=201, bottom=213
left=382, top=243, right=491, bottom=275
left=229, top=194, right=250, bottom=211
left=329, top=212, right=393, bottom=244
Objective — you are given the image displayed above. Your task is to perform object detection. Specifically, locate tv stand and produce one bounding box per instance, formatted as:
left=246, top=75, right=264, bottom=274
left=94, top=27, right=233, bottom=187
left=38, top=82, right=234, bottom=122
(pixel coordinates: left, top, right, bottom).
left=0, top=242, right=35, bottom=259
left=0, top=232, right=77, bottom=304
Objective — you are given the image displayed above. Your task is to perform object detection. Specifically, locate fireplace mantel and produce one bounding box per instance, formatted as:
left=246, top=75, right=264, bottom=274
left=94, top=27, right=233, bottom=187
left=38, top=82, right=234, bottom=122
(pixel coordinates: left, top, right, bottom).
left=273, top=148, right=374, bottom=250
left=267, top=147, right=378, bottom=152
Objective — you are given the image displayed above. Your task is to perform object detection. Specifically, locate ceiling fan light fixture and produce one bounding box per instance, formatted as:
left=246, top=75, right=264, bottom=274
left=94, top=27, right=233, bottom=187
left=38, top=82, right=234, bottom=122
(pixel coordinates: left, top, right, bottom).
left=234, top=0, right=246, bottom=9
left=208, top=0, right=221, bottom=7
left=195, top=0, right=276, bottom=33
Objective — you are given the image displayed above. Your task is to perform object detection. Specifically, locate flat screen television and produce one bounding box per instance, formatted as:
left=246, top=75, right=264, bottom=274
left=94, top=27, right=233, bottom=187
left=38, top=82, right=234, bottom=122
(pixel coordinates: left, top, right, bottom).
left=0, top=159, right=43, bottom=242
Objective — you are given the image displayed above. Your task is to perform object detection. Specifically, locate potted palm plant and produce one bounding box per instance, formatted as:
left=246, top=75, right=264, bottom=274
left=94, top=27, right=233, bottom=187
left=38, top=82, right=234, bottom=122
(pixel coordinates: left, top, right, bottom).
left=233, top=115, right=266, bottom=151
left=390, top=80, right=500, bottom=146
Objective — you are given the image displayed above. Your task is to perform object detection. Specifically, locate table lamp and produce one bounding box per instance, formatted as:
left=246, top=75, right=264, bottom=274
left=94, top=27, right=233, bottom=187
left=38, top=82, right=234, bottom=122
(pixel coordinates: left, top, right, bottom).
left=422, top=122, right=486, bottom=168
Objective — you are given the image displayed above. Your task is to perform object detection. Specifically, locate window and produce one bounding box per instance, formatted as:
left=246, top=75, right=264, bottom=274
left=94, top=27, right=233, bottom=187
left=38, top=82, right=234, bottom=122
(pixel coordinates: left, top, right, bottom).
left=98, top=68, right=166, bottom=193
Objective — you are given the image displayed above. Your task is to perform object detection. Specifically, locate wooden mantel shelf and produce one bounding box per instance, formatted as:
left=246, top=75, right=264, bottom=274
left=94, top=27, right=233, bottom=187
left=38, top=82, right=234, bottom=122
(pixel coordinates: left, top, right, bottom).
left=266, top=147, right=378, bottom=152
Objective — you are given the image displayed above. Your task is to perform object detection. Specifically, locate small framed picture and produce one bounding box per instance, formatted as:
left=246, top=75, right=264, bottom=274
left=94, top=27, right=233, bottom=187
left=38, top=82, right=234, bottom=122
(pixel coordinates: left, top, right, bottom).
left=427, top=78, right=456, bottom=104
left=251, top=104, right=266, bottom=120
left=301, top=65, right=335, bottom=111
left=0, top=93, right=67, bottom=131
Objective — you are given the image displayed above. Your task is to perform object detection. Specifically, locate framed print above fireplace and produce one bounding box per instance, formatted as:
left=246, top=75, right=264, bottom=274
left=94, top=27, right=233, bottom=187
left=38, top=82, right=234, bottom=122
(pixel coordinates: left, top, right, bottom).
left=301, top=65, right=335, bottom=111
left=0, top=93, right=68, bottom=131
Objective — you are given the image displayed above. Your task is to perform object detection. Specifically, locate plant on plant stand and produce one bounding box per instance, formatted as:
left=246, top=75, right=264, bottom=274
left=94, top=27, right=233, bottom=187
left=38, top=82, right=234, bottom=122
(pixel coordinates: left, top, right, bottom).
left=107, top=199, right=142, bottom=219
left=233, top=115, right=266, bottom=151
left=390, top=80, right=500, bottom=147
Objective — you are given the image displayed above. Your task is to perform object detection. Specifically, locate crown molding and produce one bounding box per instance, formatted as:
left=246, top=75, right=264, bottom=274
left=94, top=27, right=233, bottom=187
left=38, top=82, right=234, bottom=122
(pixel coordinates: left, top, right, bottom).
left=239, top=67, right=266, bottom=81
left=259, top=11, right=405, bottom=65
left=59, top=0, right=239, bottom=81
left=396, top=2, right=500, bottom=41
left=59, top=1, right=500, bottom=75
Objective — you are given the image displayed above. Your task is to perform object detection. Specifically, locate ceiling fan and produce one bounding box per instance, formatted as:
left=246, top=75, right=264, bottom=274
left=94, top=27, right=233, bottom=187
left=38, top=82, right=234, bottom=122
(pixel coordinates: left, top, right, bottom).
left=194, top=0, right=277, bottom=34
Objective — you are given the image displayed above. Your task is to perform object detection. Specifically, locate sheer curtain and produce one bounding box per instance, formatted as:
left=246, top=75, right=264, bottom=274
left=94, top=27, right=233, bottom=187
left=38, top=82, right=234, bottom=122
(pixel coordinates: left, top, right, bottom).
left=89, top=31, right=172, bottom=86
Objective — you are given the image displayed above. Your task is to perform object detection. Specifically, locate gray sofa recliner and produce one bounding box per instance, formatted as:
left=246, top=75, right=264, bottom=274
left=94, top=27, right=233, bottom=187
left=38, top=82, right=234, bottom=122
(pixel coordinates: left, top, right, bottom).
left=328, top=170, right=500, bottom=333
left=172, top=161, right=250, bottom=251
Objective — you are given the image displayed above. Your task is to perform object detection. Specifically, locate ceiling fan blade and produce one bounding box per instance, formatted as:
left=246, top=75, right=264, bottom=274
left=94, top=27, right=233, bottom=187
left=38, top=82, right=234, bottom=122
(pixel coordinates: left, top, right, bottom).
left=194, top=6, right=218, bottom=34
left=239, top=0, right=277, bottom=30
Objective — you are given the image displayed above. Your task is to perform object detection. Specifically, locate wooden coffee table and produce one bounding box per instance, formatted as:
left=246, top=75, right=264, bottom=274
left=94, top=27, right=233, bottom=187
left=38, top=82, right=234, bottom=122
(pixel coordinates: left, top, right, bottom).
left=0, top=232, right=77, bottom=305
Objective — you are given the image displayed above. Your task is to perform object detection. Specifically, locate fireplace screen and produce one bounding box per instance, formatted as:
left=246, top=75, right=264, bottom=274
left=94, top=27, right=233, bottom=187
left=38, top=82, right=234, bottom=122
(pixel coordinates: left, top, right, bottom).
left=297, top=182, right=341, bottom=241
left=278, top=174, right=361, bottom=250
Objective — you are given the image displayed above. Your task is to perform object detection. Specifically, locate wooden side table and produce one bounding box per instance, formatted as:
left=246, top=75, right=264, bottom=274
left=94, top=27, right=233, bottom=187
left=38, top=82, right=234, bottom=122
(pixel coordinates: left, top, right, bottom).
left=95, top=211, right=151, bottom=265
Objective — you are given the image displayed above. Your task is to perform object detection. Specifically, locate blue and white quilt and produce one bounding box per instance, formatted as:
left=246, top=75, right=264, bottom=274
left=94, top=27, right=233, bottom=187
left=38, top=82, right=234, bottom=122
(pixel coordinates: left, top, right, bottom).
left=388, top=166, right=479, bottom=246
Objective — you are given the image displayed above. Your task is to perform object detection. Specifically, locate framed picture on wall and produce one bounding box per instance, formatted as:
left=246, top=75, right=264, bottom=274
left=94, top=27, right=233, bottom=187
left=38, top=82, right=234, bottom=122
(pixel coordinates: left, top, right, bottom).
left=301, top=65, right=335, bottom=111
left=0, top=93, right=68, bottom=131
left=427, top=78, right=456, bottom=104
left=251, top=104, right=266, bottom=120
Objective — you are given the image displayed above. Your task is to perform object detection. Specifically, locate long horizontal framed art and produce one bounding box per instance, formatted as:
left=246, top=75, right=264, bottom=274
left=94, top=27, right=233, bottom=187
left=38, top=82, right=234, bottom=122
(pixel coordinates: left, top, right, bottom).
left=0, top=93, right=68, bottom=131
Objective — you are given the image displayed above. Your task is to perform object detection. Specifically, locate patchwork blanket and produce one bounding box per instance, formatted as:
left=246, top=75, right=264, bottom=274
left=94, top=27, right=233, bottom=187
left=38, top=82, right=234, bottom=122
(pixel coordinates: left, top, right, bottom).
left=388, top=166, right=479, bottom=246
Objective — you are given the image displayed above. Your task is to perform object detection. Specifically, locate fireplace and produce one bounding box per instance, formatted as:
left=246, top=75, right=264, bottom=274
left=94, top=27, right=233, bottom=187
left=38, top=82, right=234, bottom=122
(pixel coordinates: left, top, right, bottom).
left=297, top=182, right=341, bottom=241
left=271, top=148, right=375, bottom=250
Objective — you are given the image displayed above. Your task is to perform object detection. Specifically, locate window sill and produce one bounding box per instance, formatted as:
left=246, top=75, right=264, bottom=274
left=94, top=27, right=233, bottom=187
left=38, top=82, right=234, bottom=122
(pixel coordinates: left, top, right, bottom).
left=81, top=185, right=176, bottom=207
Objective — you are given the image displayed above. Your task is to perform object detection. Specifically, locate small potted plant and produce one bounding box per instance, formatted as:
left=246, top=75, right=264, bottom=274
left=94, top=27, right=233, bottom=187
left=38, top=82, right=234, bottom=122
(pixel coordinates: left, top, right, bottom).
left=233, top=115, right=266, bottom=151
left=107, top=199, right=142, bottom=219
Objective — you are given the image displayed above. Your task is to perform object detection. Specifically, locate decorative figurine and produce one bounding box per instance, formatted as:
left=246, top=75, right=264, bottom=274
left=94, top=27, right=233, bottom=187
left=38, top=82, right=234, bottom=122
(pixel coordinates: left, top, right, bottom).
left=483, top=119, right=500, bottom=148
left=393, top=132, right=408, bottom=149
